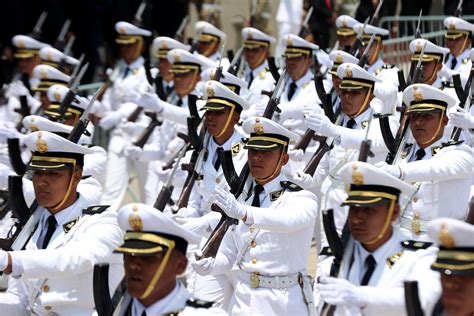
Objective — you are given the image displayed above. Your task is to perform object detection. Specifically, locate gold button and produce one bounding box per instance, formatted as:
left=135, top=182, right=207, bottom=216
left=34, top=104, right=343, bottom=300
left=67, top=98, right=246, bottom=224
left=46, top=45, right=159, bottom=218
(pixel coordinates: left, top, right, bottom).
left=44, top=306, right=52, bottom=311
left=412, top=196, right=418, bottom=202
left=43, top=285, right=49, bottom=292
left=250, top=228, right=255, bottom=233
left=251, top=241, right=257, bottom=248
left=251, top=258, right=257, bottom=264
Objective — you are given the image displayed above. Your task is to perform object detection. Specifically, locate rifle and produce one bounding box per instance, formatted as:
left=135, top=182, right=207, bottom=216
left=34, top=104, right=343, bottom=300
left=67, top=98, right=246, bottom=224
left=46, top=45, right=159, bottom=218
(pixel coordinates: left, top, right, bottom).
left=54, top=19, right=72, bottom=50
left=132, top=112, right=162, bottom=147
left=357, top=34, right=376, bottom=69
left=451, top=71, right=473, bottom=141
left=298, top=6, right=313, bottom=38
left=15, top=95, right=30, bottom=132
left=153, top=144, right=189, bottom=211
left=404, top=281, right=425, bottom=316
left=57, top=35, right=76, bottom=73
left=349, top=17, right=369, bottom=56
left=29, top=11, right=48, bottom=40
left=454, top=0, right=464, bottom=17
left=132, top=0, right=147, bottom=27
left=227, top=47, right=243, bottom=76
left=174, top=15, right=189, bottom=42
left=57, top=62, right=89, bottom=122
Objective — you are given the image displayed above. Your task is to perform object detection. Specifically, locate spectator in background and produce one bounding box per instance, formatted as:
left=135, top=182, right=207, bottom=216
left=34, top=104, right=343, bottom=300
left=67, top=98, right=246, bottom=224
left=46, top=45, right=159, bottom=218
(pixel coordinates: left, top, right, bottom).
left=306, top=0, right=337, bottom=50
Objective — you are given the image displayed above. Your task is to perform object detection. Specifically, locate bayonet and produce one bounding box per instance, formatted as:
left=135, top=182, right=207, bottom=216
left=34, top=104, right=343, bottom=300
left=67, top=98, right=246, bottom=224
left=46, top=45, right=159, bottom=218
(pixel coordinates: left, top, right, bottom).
left=174, top=15, right=189, bottom=42
left=358, top=33, right=376, bottom=68
left=454, top=0, right=464, bottom=17
left=133, top=1, right=147, bottom=26
left=298, top=6, right=313, bottom=38
left=30, top=11, right=48, bottom=39
left=54, top=19, right=71, bottom=50
left=415, top=10, right=423, bottom=39
left=370, top=0, right=384, bottom=26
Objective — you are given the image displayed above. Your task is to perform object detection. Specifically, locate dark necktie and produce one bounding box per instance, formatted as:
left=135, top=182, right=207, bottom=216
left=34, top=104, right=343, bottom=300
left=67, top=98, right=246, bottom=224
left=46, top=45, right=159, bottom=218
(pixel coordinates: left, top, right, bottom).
left=176, top=98, right=183, bottom=107
left=213, top=147, right=224, bottom=170
left=41, top=215, right=57, bottom=249
left=360, top=254, right=376, bottom=286
left=122, top=67, right=130, bottom=79
left=451, top=57, right=458, bottom=70
left=346, top=118, right=356, bottom=129
left=415, top=148, right=426, bottom=161
left=141, top=311, right=146, bottom=316
left=251, top=184, right=265, bottom=207
left=248, top=71, right=254, bottom=88
left=287, top=81, right=297, bottom=101
left=166, top=84, right=173, bottom=96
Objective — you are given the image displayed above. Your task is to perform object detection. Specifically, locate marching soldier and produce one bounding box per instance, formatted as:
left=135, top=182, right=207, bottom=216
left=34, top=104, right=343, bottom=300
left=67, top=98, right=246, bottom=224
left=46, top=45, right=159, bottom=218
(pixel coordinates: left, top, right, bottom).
left=113, top=203, right=226, bottom=315
left=0, top=131, right=123, bottom=314
left=315, top=161, right=441, bottom=315
left=426, top=218, right=474, bottom=316
left=38, top=46, right=79, bottom=76
left=194, top=21, right=229, bottom=68
left=378, top=84, right=473, bottom=240
left=192, top=117, right=318, bottom=315
left=335, top=15, right=360, bottom=50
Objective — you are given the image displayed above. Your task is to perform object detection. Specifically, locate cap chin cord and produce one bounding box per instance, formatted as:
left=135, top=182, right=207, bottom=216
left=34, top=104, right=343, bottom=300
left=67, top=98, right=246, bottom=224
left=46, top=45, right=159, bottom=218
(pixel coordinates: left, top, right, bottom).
left=364, top=199, right=396, bottom=245
left=214, top=106, right=236, bottom=139
left=420, top=109, right=445, bottom=146
left=349, top=87, right=373, bottom=118
left=254, top=146, right=286, bottom=184
left=49, top=163, right=77, bottom=212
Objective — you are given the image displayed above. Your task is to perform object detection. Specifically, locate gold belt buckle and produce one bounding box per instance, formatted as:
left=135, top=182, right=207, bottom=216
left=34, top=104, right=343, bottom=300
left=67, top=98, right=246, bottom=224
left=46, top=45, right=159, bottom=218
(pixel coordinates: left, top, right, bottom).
left=250, top=272, right=260, bottom=289
left=411, top=213, right=421, bottom=235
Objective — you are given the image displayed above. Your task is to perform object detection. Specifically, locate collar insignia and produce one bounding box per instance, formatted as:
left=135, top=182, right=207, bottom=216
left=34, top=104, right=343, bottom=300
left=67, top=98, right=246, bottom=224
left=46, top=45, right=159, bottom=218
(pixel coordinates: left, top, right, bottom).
left=63, top=216, right=80, bottom=233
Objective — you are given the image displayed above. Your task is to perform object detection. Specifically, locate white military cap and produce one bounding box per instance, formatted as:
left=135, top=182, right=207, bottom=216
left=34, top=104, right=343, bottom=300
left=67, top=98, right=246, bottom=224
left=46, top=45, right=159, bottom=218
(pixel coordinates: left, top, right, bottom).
left=444, top=16, right=474, bottom=39
left=167, top=48, right=216, bottom=74
left=24, top=131, right=93, bottom=170
left=39, top=46, right=79, bottom=68
left=329, top=50, right=359, bottom=75
left=340, top=161, right=416, bottom=207
left=115, top=21, right=152, bottom=44
left=152, top=36, right=190, bottom=59
left=242, top=116, right=298, bottom=151
left=337, top=62, right=381, bottom=90
left=282, top=34, right=319, bottom=58
left=32, top=64, right=71, bottom=92
left=201, top=67, right=247, bottom=95
left=22, top=115, right=92, bottom=145
left=427, top=218, right=474, bottom=276
left=115, top=203, right=201, bottom=255
left=409, top=38, right=450, bottom=63
left=202, top=80, right=250, bottom=113
left=241, top=27, right=275, bottom=48
left=195, top=21, right=226, bottom=42
left=353, top=23, right=389, bottom=43
left=12, top=35, right=50, bottom=59
left=335, top=15, right=359, bottom=36
left=44, top=84, right=92, bottom=124
left=403, top=83, right=457, bottom=114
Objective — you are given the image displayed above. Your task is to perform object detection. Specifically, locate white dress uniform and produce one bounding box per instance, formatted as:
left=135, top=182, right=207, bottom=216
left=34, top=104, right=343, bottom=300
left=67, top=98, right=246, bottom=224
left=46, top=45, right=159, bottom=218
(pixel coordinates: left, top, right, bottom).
left=394, top=84, right=474, bottom=240
left=315, top=162, right=441, bottom=316
left=0, top=131, right=124, bottom=316
left=194, top=21, right=229, bottom=69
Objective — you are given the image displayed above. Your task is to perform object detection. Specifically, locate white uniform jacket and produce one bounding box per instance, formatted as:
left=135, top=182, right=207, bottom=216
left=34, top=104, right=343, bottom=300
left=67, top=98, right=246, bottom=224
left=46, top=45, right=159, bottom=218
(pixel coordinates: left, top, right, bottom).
left=0, top=195, right=124, bottom=316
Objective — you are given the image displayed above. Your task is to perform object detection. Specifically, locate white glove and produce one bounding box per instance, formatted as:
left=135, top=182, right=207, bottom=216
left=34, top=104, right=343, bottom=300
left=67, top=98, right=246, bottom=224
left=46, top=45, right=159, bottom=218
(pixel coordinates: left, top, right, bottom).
left=316, top=277, right=367, bottom=308
left=139, top=92, right=164, bottom=113
left=123, top=89, right=142, bottom=104
left=121, top=121, right=141, bottom=135
left=99, top=111, right=124, bottom=130
left=179, top=215, right=212, bottom=235
left=0, top=126, right=21, bottom=142
left=375, top=161, right=402, bottom=179
left=214, top=186, right=246, bottom=220
left=438, top=64, right=456, bottom=80
left=302, top=103, right=316, bottom=117
left=0, top=164, right=14, bottom=189
left=288, top=148, right=304, bottom=162
left=172, top=206, right=199, bottom=221
left=286, top=170, right=314, bottom=189
left=0, top=250, right=8, bottom=271
left=123, top=146, right=143, bottom=160
left=191, top=256, right=215, bottom=276
left=6, top=81, right=29, bottom=98
left=370, top=97, right=392, bottom=115
left=306, top=112, right=339, bottom=138
left=449, top=106, right=474, bottom=129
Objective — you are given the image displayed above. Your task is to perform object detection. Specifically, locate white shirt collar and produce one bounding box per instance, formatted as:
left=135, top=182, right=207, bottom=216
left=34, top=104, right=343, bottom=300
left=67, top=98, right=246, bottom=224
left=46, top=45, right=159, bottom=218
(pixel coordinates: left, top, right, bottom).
left=132, top=282, right=181, bottom=316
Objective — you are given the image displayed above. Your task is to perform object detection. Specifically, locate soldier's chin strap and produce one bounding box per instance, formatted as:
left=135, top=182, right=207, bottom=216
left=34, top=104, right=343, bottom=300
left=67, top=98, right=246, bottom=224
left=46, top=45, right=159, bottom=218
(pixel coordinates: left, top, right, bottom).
left=215, top=106, right=236, bottom=139
left=50, top=163, right=77, bottom=212
left=367, top=40, right=381, bottom=65
left=364, top=199, right=396, bottom=245
left=140, top=239, right=176, bottom=300
left=253, top=145, right=287, bottom=184
left=349, top=86, right=373, bottom=118
left=420, top=109, right=446, bottom=146
left=202, top=39, right=218, bottom=57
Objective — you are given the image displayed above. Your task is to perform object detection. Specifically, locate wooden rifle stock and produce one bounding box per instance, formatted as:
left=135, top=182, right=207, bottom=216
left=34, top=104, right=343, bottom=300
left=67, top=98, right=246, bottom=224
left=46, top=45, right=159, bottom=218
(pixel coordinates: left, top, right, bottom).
left=293, top=129, right=315, bottom=152
left=303, top=138, right=331, bottom=176
left=15, top=95, right=29, bottom=131
left=7, top=138, right=27, bottom=176
left=93, top=263, right=114, bottom=316
left=133, top=113, right=161, bottom=148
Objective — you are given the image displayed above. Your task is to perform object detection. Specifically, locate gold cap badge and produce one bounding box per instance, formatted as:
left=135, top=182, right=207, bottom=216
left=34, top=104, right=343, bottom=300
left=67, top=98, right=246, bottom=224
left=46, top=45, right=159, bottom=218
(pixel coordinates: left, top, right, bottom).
left=345, top=65, right=353, bottom=78
left=253, top=117, right=264, bottom=135
left=207, top=84, right=215, bottom=98
left=35, top=132, right=48, bottom=153
left=413, top=86, right=423, bottom=102
left=128, top=204, right=143, bottom=231
left=287, top=37, right=293, bottom=46
left=439, top=223, right=455, bottom=248
left=335, top=53, right=343, bottom=64
left=351, top=164, right=364, bottom=185
left=173, top=51, right=181, bottom=63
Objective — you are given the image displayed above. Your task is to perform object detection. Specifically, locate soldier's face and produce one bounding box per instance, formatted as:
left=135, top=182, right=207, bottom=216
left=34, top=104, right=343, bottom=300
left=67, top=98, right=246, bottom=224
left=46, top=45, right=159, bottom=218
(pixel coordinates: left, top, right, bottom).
left=248, top=148, right=288, bottom=184
left=204, top=109, right=238, bottom=138
left=124, top=250, right=187, bottom=306
left=417, top=60, right=441, bottom=85
left=119, top=42, right=140, bottom=64
left=441, top=274, right=474, bottom=316
left=348, top=203, right=398, bottom=251
left=173, top=71, right=199, bottom=97
left=32, top=167, right=80, bottom=211
left=16, top=56, right=39, bottom=75
left=197, top=40, right=218, bottom=57
left=340, top=87, right=372, bottom=117
left=285, top=55, right=312, bottom=81
left=157, top=58, right=172, bottom=81
left=244, top=46, right=268, bottom=69
left=446, top=36, right=470, bottom=58
left=338, top=34, right=356, bottom=48
left=409, top=112, right=447, bottom=148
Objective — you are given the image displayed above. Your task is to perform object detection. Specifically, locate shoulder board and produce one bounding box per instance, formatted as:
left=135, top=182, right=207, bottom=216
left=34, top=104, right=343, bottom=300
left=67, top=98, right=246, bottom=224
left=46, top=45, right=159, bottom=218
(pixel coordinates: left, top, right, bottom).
left=401, top=240, right=433, bottom=250
left=402, top=143, right=413, bottom=159
left=258, top=68, right=268, bottom=79
left=386, top=251, right=403, bottom=269
left=63, top=216, right=80, bottom=233
left=280, top=181, right=303, bottom=192
left=83, top=205, right=109, bottom=215
left=382, top=64, right=396, bottom=69
left=270, top=189, right=284, bottom=201
left=462, top=58, right=469, bottom=64
left=319, top=246, right=333, bottom=256
left=231, top=142, right=241, bottom=156
left=441, top=140, right=463, bottom=148
left=186, top=298, right=214, bottom=309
